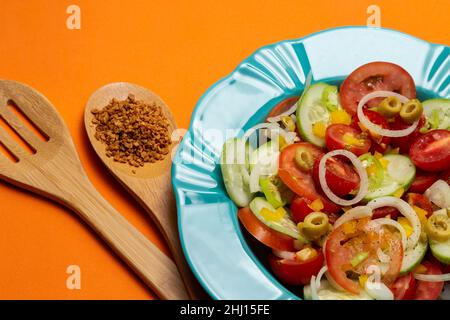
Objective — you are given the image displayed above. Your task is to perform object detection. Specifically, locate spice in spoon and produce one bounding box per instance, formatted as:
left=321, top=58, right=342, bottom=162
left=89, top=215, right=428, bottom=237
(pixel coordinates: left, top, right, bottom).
left=91, top=94, right=171, bottom=167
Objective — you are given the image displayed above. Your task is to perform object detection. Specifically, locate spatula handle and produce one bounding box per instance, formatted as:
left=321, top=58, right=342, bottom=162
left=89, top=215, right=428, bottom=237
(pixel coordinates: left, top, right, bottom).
left=65, top=179, right=189, bottom=300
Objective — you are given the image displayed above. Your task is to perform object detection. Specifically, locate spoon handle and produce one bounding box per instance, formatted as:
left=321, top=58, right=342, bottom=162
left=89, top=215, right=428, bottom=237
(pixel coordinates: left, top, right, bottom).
left=64, top=178, right=189, bottom=300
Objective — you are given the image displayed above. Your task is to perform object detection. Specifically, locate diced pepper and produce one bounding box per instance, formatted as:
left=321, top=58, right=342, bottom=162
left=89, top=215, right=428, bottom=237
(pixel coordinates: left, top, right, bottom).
left=413, top=205, right=428, bottom=224
left=343, top=220, right=357, bottom=235
left=342, top=132, right=365, bottom=146
left=295, top=247, right=318, bottom=262
left=312, top=121, right=327, bottom=138
left=398, top=217, right=413, bottom=237
left=260, top=207, right=286, bottom=222
left=359, top=274, right=368, bottom=288
left=330, top=110, right=352, bottom=125
left=309, top=198, right=324, bottom=212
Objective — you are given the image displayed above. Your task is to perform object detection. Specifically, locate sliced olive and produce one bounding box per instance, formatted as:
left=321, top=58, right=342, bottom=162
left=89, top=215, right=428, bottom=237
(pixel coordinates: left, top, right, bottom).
left=281, top=115, right=296, bottom=132
left=294, top=147, right=314, bottom=172
left=378, top=96, right=402, bottom=118
left=426, top=214, right=450, bottom=241
left=298, top=212, right=330, bottom=240
left=400, top=99, right=423, bottom=124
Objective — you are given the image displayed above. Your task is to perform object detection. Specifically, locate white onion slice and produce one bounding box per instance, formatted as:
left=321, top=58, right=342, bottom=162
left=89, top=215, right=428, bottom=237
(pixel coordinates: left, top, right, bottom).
left=370, top=218, right=407, bottom=252
left=310, top=275, right=319, bottom=300
left=414, top=273, right=450, bottom=282
left=318, top=150, right=369, bottom=206
left=367, top=197, right=421, bottom=250
left=267, top=72, right=312, bottom=123
left=364, top=280, right=394, bottom=300
left=310, top=266, right=328, bottom=300
left=424, top=179, right=450, bottom=209
left=357, top=91, right=419, bottom=137
left=333, top=206, right=373, bottom=229
left=272, top=250, right=296, bottom=260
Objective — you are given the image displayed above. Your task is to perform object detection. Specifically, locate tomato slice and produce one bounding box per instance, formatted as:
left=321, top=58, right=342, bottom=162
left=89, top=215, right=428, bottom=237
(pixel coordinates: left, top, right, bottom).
left=237, top=207, right=295, bottom=251
left=410, top=130, right=450, bottom=172
left=409, top=170, right=439, bottom=194
left=340, top=62, right=416, bottom=115
left=414, top=261, right=444, bottom=300
left=325, top=218, right=403, bottom=294
left=278, top=143, right=340, bottom=214
left=372, top=206, right=401, bottom=220
left=268, top=251, right=324, bottom=286
left=390, top=115, right=426, bottom=154
left=405, top=193, right=433, bottom=216
left=390, top=273, right=417, bottom=300
left=325, top=124, right=371, bottom=156
left=312, top=154, right=360, bottom=197
left=265, top=97, right=299, bottom=121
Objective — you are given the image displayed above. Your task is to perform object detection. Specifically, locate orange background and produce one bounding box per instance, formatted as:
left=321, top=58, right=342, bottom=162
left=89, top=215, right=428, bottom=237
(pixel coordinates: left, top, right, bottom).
left=0, top=0, right=448, bottom=299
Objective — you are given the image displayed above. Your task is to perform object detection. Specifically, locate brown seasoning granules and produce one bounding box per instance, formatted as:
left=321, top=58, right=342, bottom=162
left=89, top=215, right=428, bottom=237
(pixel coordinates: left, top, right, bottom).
left=91, top=94, right=171, bottom=167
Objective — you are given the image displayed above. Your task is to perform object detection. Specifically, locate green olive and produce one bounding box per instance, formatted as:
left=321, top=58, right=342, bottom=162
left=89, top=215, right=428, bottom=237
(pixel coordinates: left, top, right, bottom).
left=281, top=115, right=296, bottom=132
left=299, top=212, right=330, bottom=240
left=378, top=96, right=402, bottom=118
left=294, top=147, right=314, bottom=172
left=426, top=214, right=450, bottom=241
left=400, top=99, right=423, bottom=124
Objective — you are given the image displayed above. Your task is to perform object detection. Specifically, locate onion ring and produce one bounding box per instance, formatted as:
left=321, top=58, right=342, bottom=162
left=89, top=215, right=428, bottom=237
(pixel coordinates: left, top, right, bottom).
left=318, top=150, right=369, bottom=206
left=367, top=197, right=421, bottom=250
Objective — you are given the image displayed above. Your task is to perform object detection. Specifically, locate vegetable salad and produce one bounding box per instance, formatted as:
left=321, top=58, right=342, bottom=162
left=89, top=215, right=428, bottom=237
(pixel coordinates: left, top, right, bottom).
left=220, top=62, right=450, bottom=300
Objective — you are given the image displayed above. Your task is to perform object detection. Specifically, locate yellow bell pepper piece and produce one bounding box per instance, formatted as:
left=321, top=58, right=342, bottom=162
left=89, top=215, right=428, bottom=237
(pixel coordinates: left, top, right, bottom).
left=398, top=217, right=413, bottom=237
left=312, top=121, right=327, bottom=138
left=330, top=110, right=352, bottom=125
left=296, top=247, right=318, bottom=262
left=413, top=205, right=428, bottom=224
left=359, top=275, right=368, bottom=288
left=309, top=198, right=324, bottom=212
left=343, top=220, right=357, bottom=235
left=260, top=207, right=286, bottom=222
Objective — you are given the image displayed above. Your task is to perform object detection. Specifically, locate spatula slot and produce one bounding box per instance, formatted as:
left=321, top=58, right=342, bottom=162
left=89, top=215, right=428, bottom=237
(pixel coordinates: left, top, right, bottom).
left=0, top=140, right=19, bottom=162
left=0, top=114, right=36, bottom=155
left=7, top=100, right=49, bottom=142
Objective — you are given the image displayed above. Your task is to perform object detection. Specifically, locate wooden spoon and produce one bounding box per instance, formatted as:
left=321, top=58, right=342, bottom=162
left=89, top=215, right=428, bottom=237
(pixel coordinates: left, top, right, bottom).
left=84, top=82, right=206, bottom=299
left=0, top=80, right=188, bottom=300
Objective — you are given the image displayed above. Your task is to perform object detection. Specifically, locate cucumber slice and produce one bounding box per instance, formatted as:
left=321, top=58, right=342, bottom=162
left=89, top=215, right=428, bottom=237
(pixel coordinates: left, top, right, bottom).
left=430, top=238, right=450, bottom=265
left=422, top=99, right=450, bottom=131
left=303, top=280, right=373, bottom=300
left=220, top=138, right=254, bottom=207
left=296, top=83, right=332, bottom=147
left=364, top=154, right=416, bottom=201
left=400, top=240, right=428, bottom=275
left=249, top=197, right=300, bottom=239
left=429, top=210, right=450, bottom=264
left=249, top=140, right=279, bottom=175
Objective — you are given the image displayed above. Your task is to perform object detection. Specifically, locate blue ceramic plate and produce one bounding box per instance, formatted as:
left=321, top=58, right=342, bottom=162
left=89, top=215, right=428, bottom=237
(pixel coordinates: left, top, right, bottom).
left=172, top=26, right=449, bottom=300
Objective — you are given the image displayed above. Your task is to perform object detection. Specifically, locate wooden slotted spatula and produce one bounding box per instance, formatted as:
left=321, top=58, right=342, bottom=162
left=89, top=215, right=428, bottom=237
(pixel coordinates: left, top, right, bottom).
left=84, top=82, right=207, bottom=299
left=0, top=80, right=189, bottom=300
